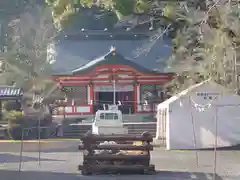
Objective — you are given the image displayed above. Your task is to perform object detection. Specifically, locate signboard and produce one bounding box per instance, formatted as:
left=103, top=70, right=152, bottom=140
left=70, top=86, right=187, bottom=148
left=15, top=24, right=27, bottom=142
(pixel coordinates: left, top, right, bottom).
left=94, top=85, right=133, bottom=92
left=196, top=92, right=220, bottom=96
left=0, top=87, right=23, bottom=98
left=196, top=92, right=220, bottom=100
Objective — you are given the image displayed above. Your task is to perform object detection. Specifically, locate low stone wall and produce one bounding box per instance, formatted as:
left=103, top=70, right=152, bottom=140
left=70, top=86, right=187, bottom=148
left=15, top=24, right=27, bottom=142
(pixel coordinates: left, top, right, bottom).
left=62, top=122, right=157, bottom=138
left=54, top=113, right=156, bottom=125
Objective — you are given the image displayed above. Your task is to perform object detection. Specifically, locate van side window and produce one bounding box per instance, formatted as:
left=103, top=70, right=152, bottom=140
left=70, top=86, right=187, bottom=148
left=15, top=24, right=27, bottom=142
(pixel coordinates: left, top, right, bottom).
left=114, top=113, right=118, bottom=120
left=100, top=113, right=104, bottom=119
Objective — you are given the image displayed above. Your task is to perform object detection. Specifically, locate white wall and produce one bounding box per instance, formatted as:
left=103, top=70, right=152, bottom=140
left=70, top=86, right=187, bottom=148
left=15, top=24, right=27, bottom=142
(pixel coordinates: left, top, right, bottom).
left=167, top=83, right=240, bottom=150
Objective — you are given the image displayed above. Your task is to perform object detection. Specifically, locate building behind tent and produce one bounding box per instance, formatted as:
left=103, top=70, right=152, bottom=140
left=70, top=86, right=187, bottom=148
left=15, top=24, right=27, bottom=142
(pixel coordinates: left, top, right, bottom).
left=156, top=80, right=240, bottom=150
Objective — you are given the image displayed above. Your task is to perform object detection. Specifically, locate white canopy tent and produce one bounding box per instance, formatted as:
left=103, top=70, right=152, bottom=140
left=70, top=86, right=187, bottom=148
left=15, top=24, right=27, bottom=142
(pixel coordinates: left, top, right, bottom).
left=156, top=80, right=240, bottom=150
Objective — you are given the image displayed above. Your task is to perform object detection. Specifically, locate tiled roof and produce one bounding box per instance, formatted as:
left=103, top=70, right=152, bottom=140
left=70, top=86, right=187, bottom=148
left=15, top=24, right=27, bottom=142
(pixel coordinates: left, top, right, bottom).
left=52, top=32, right=172, bottom=74
left=0, top=86, right=23, bottom=99
left=71, top=48, right=158, bottom=75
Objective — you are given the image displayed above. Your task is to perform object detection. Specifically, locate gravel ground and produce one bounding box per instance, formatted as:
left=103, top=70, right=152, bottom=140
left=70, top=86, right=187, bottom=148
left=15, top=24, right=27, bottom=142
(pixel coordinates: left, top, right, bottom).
left=0, top=141, right=240, bottom=180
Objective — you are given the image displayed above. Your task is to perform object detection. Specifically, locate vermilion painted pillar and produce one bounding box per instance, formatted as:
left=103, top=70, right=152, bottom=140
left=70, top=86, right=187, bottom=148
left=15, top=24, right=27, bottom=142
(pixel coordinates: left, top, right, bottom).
left=134, top=85, right=139, bottom=113
left=71, top=99, right=75, bottom=113
left=89, top=85, right=94, bottom=114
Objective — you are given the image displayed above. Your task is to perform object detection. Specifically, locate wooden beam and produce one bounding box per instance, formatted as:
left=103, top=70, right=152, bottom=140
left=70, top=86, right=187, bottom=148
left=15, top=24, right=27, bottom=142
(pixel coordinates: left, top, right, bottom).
left=56, top=74, right=172, bottom=82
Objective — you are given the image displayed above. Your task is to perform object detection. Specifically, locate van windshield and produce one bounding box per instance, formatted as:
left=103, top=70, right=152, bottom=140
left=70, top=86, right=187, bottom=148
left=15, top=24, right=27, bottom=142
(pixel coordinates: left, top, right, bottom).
left=99, top=113, right=119, bottom=120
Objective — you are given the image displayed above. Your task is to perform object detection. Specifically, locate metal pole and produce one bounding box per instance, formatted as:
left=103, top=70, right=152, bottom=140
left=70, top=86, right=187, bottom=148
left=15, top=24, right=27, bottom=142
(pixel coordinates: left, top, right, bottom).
left=189, top=96, right=199, bottom=167
left=233, top=50, right=239, bottom=93
left=19, top=128, right=24, bottom=172
left=0, top=100, right=2, bottom=121
left=233, top=49, right=237, bottom=91
left=237, top=75, right=240, bottom=94
left=113, top=71, right=116, bottom=105
left=113, top=79, right=116, bottom=105
left=38, top=115, right=41, bottom=166
left=213, top=106, right=218, bottom=180
left=63, top=104, right=66, bottom=120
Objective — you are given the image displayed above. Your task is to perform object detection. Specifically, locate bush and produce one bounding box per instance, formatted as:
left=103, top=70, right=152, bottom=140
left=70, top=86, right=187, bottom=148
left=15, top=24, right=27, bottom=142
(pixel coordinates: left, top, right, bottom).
left=4, top=101, right=22, bottom=111
left=8, top=111, right=24, bottom=124
left=7, top=111, right=25, bottom=140
left=6, top=110, right=53, bottom=140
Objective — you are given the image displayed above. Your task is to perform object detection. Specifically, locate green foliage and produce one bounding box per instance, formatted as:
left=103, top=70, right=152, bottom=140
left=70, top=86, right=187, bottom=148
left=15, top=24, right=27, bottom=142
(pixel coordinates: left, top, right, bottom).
left=45, top=0, right=190, bottom=34
left=7, top=110, right=24, bottom=125
left=114, top=0, right=135, bottom=16
left=163, top=3, right=178, bottom=21
left=46, top=0, right=120, bottom=30
left=6, top=109, right=53, bottom=140
left=78, top=0, right=151, bottom=15
left=6, top=110, right=24, bottom=139
left=166, top=1, right=240, bottom=94
left=46, top=0, right=161, bottom=30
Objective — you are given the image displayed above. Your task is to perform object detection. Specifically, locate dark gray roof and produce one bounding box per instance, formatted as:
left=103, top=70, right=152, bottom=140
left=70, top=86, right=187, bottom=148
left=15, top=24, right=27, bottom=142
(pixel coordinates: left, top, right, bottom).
left=72, top=49, right=159, bottom=75
left=52, top=34, right=172, bottom=74
left=0, top=86, right=23, bottom=99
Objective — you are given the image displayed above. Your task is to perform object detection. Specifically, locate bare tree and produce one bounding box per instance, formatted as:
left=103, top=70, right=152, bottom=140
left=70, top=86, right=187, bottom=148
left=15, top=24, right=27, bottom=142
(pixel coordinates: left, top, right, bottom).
left=165, top=0, right=240, bottom=93
left=2, top=5, right=58, bottom=100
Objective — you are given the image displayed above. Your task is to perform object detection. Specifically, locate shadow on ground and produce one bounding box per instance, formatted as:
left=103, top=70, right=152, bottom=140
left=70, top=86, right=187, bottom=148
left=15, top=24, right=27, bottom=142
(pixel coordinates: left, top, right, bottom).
left=179, top=144, right=240, bottom=151
left=158, top=171, right=223, bottom=180
left=0, top=170, right=227, bottom=180
left=0, top=154, right=63, bottom=163
left=202, top=144, right=240, bottom=151
left=0, top=141, right=79, bottom=153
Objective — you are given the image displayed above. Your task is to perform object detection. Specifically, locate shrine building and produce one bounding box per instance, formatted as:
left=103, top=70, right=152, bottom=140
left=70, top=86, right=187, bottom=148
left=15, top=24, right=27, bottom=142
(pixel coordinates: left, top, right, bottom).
left=50, top=29, right=174, bottom=121
left=52, top=49, right=174, bottom=120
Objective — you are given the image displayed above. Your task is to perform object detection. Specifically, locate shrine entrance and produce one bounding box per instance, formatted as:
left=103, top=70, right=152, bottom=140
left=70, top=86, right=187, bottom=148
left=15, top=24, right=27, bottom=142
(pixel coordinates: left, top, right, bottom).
left=94, top=85, right=134, bottom=114
left=98, top=92, right=114, bottom=104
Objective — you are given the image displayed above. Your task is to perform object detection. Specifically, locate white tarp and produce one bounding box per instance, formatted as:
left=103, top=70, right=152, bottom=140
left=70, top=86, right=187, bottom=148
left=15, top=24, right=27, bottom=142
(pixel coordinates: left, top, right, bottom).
left=167, top=96, right=240, bottom=150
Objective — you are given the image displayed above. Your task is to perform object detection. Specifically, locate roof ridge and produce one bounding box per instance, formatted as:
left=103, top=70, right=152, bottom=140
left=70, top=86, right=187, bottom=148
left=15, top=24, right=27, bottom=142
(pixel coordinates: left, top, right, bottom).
left=158, top=79, right=212, bottom=108
left=71, top=48, right=112, bottom=73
